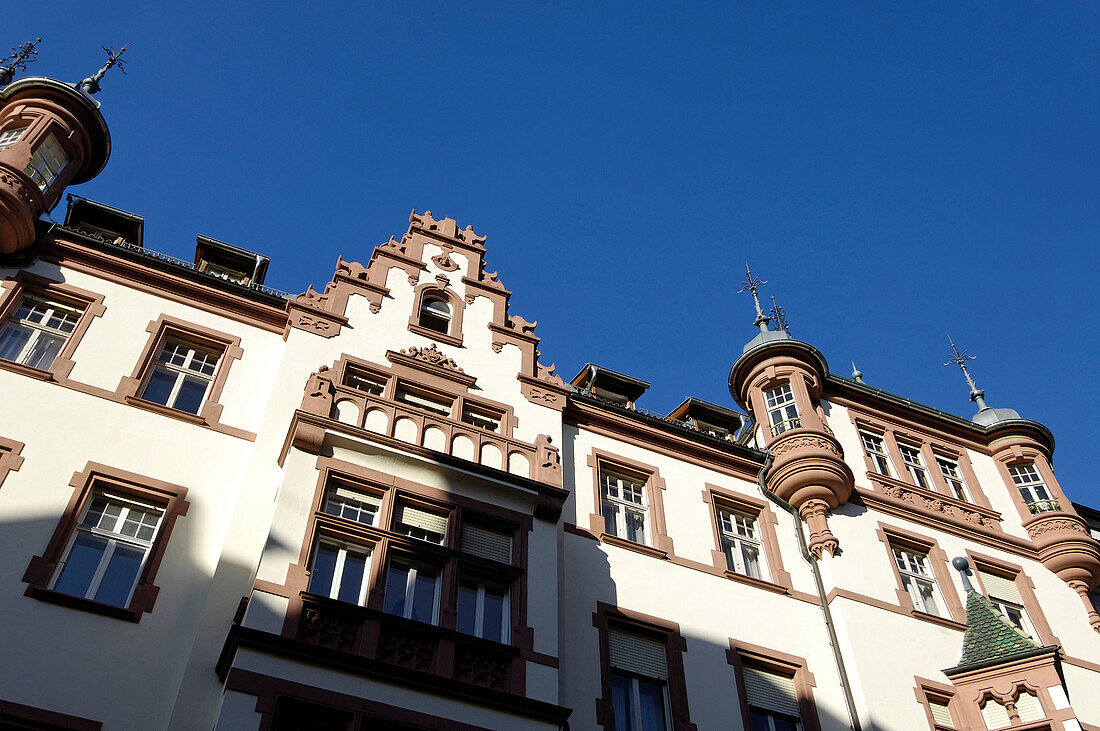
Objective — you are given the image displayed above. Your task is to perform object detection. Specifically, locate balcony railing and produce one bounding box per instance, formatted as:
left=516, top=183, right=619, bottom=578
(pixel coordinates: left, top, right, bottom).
left=770, top=417, right=802, bottom=437
left=328, top=386, right=540, bottom=480
left=1027, top=499, right=1061, bottom=515
left=296, top=594, right=521, bottom=693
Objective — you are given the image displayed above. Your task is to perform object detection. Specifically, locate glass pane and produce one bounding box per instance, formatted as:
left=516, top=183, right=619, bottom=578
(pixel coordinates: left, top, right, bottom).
left=748, top=710, right=773, bottom=731
left=23, top=332, right=63, bottom=370
left=482, top=588, right=505, bottom=642
left=603, top=501, right=619, bottom=536
left=611, top=674, right=634, bottom=731
left=53, top=532, right=108, bottom=598
left=626, top=509, right=646, bottom=543
left=773, top=716, right=799, bottom=731
left=410, top=567, right=438, bottom=623
left=81, top=496, right=109, bottom=528
left=173, top=375, right=208, bottom=414
left=308, top=546, right=338, bottom=598
left=456, top=582, right=478, bottom=635
left=918, top=580, right=940, bottom=616
left=382, top=565, right=409, bottom=616
left=336, top=552, right=367, bottom=605
left=0, top=324, right=32, bottom=361
left=93, top=543, right=145, bottom=607
left=723, top=539, right=738, bottom=572
left=637, top=679, right=667, bottom=731
left=142, top=367, right=177, bottom=405
left=742, top=543, right=761, bottom=579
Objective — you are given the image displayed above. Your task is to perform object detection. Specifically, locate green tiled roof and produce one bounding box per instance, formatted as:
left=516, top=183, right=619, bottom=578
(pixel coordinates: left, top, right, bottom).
left=956, top=590, right=1041, bottom=668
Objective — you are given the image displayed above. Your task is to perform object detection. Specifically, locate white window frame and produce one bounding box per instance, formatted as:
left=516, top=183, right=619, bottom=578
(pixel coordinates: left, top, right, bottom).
left=600, top=468, right=649, bottom=545
left=611, top=670, right=671, bottom=731
left=0, top=127, right=26, bottom=150
left=764, top=384, right=800, bottom=436
left=0, top=294, right=82, bottom=370
left=322, top=484, right=380, bottom=527
left=457, top=576, right=510, bottom=643
left=988, top=596, right=1036, bottom=639
left=717, top=507, right=768, bottom=580
left=935, top=456, right=970, bottom=502
left=892, top=546, right=942, bottom=616
left=385, top=559, right=442, bottom=625
left=139, top=338, right=221, bottom=413
left=309, top=542, right=372, bottom=606
left=1008, top=464, right=1057, bottom=512
left=49, top=492, right=164, bottom=608
left=24, top=132, right=69, bottom=191
left=860, top=432, right=894, bottom=477
left=897, top=443, right=930, bottom=489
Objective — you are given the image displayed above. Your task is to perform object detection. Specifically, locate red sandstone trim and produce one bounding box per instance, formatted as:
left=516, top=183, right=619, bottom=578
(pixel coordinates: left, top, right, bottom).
left=0, top=434, right=25, bottom=491
left=727, top=638, right=821, bottom=731
left=875, top=522, right=966, bottom=625
left=965, top=549, right=1060, bottom=648
left=586, top=447, right=674, bottom=556
left=913, top=676, right=959, bottom=731
left=701, top=483, right=793, bottom=591
left=0, top=698, right=102, bottom=730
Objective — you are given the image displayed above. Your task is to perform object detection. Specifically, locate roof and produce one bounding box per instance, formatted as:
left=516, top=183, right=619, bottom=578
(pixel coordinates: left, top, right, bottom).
left=950, top=590, right=1042, bottom=671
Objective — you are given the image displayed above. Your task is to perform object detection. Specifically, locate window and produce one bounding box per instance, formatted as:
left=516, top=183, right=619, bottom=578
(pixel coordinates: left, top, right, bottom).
left=741, top=662, right=803, bottom=731
left=601, top=468, right=648, bottom=544
left=898, top=443, right=930, bottom=489
left=344, top=366, right=386, bottom=396
left=323, top=483, right=381, bottom=526
left=927, top=698, right=954, bottom=729
left=718, top=508, right=768, bottom=580
left=383, top=558, right=441, bottom=624
left=935, top=457, right=970, bottom=502
left=457, top=576, right=509, bottom=642
left=860, top=432, right=894, bottom=477
left=24, top=132, right=69, bottom=191
left=393, top=501, right=448, bottom=544
left=50, top=493, right=163, bottom=608
left=1013, top=691, right=1044, bottom=723
left=1008, top=464, right=1058, bottom=513
left=892, top=547, right=942, bottom=616
left=0, top=294, right=82, bottom=370
left=139, top=338, right=222, bottom=414
left=461, top=402, right=502, bottom=432
left=764, top=384, right=800, bottom=436
left=418, top=296, right=451, bottom=334
left=0, top=127, right=26, bottom=149
left=608, top=628, right=670, bottom=731
left=978, top=569, right=1036, bottom=639
left=460, top=523, right=513, bottom=564
left=201, top=261, right=250, bottom=284
left=394, top=385, right=453, bottom=417
left=308, top=542, right=372, bottom=606
left=980, top=697, right=1010, bottom=729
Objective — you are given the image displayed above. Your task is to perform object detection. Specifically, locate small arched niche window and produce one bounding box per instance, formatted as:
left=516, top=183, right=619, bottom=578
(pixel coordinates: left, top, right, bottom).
left=418, top=296, right=451, bottom=335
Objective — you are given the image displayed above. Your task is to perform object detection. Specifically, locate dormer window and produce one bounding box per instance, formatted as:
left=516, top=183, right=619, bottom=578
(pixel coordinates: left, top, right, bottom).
left=418, top=296, right=451, bottom=335
left=24, top=133, right=68, bottom=191
left=0, top=127, right=26, bottom=150
left=764, top=384, right=800, bottom=436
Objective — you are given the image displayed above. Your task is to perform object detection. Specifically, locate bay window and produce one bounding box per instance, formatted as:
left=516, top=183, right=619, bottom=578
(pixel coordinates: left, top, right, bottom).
left=763, top=384, right=800, bottom=436
left=24, top=132, right=68, bottom=191
left=1009, top=464, right=1058, bottom=513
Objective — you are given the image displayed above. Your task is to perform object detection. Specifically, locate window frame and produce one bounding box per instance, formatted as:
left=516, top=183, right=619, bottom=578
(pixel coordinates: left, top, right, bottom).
left=0, top=126, right=26, bottom=150
left=407, top=284, right=465, bottom=346
left=587, top=448, right=674, bottom=557
left=913, top=678, right=959, bottom=731
left=381, top=553, right=443, bottom=625
left=307, top=540, right=374, bottom=607
left=728, top=639, right=821, bottom=731
left=859, top=430, right=895, bottom=477
left=875, top=523, right=966, bottom=626
left=965, top=550, right=1059, bottom=647
left=456, top=574, right=511, bottom=643
left=702, top=485, right=793, bottom=591
left=763, top=383, right=801, bottom=436
left=137, top=336, right=224, bottom=415
left=0, top=435, right=25, bottom=492
left=897, top=441, right=931, bottom=490
left=22, top=462, right=189, bottom=622
left=24, top=131, right=70, bottom=191
left=0, top=272, right=105, bottom=382
left=934, top=455, right=970, bottom=502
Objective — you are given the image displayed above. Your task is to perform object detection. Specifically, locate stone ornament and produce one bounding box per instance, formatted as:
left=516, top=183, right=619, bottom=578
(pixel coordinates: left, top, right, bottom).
left=399, top=343, right=464, bottom=373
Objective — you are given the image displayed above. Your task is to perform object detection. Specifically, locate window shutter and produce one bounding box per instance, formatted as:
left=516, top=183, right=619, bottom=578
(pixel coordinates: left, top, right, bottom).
left=741, top=665, right=801, bottom=718
left=461, top=524, right=512, bottom=563
left=928, top=700, right=953, bottom=727
left=396, top=504, right=448, bottom=536
left=1014, top=692, right=1044, bottom=723
left=334, top=487, right=381, bottom=509
left=980, top=699, right=1010, bottom=729
left=607, top=628, right=667, bottom=680
left=979, top=571, right=1022, bottom=604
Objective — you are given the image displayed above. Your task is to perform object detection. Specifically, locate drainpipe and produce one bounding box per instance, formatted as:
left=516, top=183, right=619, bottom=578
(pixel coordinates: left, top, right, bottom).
left=756, top=452, right=863, bottom=731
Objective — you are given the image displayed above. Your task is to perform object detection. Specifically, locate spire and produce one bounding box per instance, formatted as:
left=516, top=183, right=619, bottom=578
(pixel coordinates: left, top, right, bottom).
left=0, top=37, right=42, bottom=87
left=738, top=263, right=770, bottom=333
left=768, top=295, right=791, bottom=336
left=944, top=336, right=989, bottom=410
left=851, top=361, right=864, bottom=383
left=948, top=558, right=1042, bottom=670
left=79, top=43, right=129, bottom=96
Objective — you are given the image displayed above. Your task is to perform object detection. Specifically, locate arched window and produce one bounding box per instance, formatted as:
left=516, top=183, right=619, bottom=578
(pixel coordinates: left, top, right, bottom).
left=418, top=296, right=451, bottom=335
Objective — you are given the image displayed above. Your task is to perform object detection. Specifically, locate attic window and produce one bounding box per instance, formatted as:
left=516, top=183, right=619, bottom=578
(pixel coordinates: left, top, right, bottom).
left=200, top=261, right=250, bottom=285
left=418, top=297, right=451, bottom=334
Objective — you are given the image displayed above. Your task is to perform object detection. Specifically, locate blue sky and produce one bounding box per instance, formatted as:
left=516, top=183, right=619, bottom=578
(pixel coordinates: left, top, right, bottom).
left=6, top=3, right=1098, bottom=507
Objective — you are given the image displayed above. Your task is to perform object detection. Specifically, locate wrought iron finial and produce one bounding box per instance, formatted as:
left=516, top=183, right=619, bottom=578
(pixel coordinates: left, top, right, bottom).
left=737, top=263, right=771, bottom=333
left=944, top=335, right=988, bottom=410
left=768, top=295, right=791, bottom=335
left=79, top=42, right=129, bottom=96
left=851, top=361, right=864, bottom=383
left=952, top=556, right=975, bottom=592
left=0, top=37, right=42, bottom=87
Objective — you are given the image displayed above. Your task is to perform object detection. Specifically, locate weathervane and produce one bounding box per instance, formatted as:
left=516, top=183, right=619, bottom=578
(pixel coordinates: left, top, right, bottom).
left=944, top=335, right=988, bottom=409
left=737, top=263, right=771, bottom=333
left=768, top=295, right=791, bottom=335
left=79, top=42, right=129, bottom=96
left=0, top=37, right=42, bottom=87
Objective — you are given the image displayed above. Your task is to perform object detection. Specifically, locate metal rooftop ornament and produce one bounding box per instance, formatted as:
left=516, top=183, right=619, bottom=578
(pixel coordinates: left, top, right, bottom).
left=79, top=42, right=129, bottom=95
left=0, top=37, right=42, bottom=87
left=768, top=295, right=791, bottom=335
left=851, top=361, right=864, bottom=383
left=945, top=335, right=989, bottom=410
left=738, top=263, right=771, bottom=333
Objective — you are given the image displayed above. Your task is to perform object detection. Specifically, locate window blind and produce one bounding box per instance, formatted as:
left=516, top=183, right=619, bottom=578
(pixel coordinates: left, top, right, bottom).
left=607, top=628, right=667, bottom=680
left=1014, top=693, right=1044, bottom=723
left=741, top=665, right=800, bottom=718
left=396, top=504, right=448, bottom=536
left=980, top=699, right=1010, bottom=729
left=928, top=700, right=953, bottom=727
left=461, top=524, right=512, bottom=564
left=979, top=571, right=1022, bottom=604
left=333, top=487, right=381, bottom=508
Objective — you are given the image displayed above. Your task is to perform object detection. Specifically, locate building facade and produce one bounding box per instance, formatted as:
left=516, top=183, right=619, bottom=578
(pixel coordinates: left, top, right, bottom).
left=1, top=66, right=1099, bottom=731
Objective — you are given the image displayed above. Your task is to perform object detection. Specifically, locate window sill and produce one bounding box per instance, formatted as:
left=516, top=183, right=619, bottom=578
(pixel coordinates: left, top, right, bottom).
left=0, top=358, right=56, bottom=381
left=407, top=323, right=463, bottom=348
left=123, top=396, right=208, bottom=425
left=910, top=608, right=967, bottom=632
left=720, top=568, right=791, bottom=595
left=25, top=585, right=141, bottom=622
left=598, top=532, right=670, bottom=560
